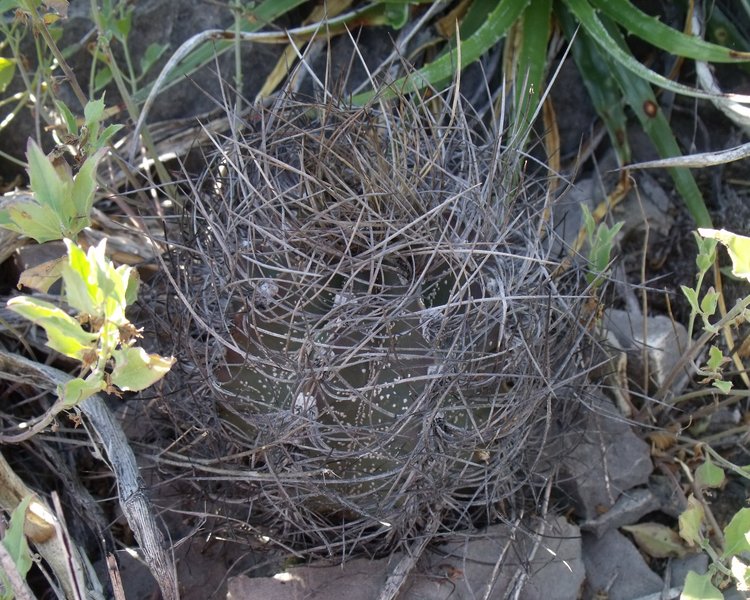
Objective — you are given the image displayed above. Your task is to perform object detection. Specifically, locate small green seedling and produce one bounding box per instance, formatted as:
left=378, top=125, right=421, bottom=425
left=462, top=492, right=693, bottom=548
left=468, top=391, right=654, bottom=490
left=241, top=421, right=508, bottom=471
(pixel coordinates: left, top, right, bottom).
left=675, top=228, right=750, bottom=598
left=679, top=454, right=750, bottom=597
left=8, top=239, right=174, bottom=407
left=55, top=96, right=124, bottom=160
left=0, top=139, right=104, bottom=243
left=581, top=203, right=624, bottom=288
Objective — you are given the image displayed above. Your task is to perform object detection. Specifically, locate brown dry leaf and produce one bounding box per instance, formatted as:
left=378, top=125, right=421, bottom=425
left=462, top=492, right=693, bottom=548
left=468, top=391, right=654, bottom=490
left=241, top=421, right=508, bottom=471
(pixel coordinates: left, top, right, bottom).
left=648, top=430, right=677, bottom=452
left=18, top=256, right=64, bottom=293
left=435, top=0, right=472, bottom=38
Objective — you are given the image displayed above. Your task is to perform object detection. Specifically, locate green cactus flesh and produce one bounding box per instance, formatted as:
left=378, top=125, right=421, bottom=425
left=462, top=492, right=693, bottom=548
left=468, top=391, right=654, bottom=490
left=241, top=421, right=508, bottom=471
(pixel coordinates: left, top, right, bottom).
left=217, top=258, right=508, bottom=512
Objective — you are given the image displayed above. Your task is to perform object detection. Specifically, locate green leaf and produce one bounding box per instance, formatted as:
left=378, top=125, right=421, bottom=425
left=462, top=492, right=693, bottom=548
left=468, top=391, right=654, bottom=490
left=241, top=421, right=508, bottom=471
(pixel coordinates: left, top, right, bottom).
left=26, top=138, right=65, bottom=210
left=698, top=228, right=750, bottom=281
left=559, top=6, right=630, bottom=163
left=681, top=286, right=700, bottom=315
left=700, top=289, right=718, bottom=317
left=353, top=0, right=530, bottom=104
left=680, top=570, right=722, bottom=600
left=7, top=296, right=97, bottom=359
left=70, top=148, right=104, bottom=217
left=110, top=346, right=175, bottom=392
left=95, top=124, right=124, bottom=151
left=62, top=239, right=135, bottom=325
left=0, top=57, right=16, bottom=94
left=113, top=12, right=132, bottom=42
left=621, top=522, right=688, bottom=558
left=83, top=97, right=105, bottom=125
left=124, top=266, right=140, bottom=306
left=55, top=99, right=78, bottom=136
left=0, top=1, right=21, bottom=13
left=140, top=42, right=168, bottom=75
left=2, top=496, right=33, bottom=581
left=60, top=377, right=105, bottom=408
left=0, top=197, right=65, bottom=243
left=62, top=240, right=98, bottom=315
left=678, top=495, right=705, bottom=547
left=695, top=454, right=725, bottom=489
left=383, top=2, right=408, bottom=29
left=93, top=66, right=113, bottom=92
left=706, top=345, right=725, bottom=372
left=713, top=380, right=733, bottom=393
left=564, top=0, right=750, bottom=104
left=723, top=507, right=750, bottom=559
left=513, top=0, right=552, bottom=133
left=589, top=20, right=712, bottom=228
left=696, top=236, right=718, bottom=273
left=592, top=0, right=750, bottom=62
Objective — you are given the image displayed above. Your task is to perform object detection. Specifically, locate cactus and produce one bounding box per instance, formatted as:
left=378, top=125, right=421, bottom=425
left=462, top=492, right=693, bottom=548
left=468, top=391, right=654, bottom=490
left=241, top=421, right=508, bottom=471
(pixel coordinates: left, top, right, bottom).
left=174, top=90, right=592, bottom=555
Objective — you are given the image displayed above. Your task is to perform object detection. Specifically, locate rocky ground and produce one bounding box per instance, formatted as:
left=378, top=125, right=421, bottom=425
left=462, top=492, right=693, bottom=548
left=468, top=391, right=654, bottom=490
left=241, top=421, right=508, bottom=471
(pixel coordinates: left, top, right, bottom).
left=2, top=2, right=750, bottom=599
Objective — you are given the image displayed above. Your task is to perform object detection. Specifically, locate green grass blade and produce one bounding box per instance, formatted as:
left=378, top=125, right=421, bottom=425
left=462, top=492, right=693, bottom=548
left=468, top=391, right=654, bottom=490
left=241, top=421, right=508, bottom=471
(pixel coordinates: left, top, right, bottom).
left=600, top=17, right=712, bottom=228
left=704, top=3, right=750, bottom=74
left=558, top=4, right=631, bottom=164
left=352, top=0, right=531, bottom=104
left=513, top=0, right=552, bottom=132
left=564, top=0, right=750, bottom=103
left=459, top=0, right=502, bottom=39
left=592, top=0, right=750, bottom=62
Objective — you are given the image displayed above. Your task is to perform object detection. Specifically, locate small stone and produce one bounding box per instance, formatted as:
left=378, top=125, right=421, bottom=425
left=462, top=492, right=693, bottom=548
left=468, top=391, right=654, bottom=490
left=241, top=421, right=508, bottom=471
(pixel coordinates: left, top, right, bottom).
left=580, top=487, right=662, bottom=538
left=558, top=395, right=654, bottom=520
left=582, top=529, right=663, bottom=599
left=603, top=309, right=690, bottom=396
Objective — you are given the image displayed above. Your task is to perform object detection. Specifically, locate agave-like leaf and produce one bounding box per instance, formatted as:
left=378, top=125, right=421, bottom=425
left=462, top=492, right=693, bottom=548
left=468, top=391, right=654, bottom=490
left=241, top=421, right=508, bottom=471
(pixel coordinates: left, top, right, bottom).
left=565, top=0, right=750, bottom=104
left=593, top=0, right=750, bottom=62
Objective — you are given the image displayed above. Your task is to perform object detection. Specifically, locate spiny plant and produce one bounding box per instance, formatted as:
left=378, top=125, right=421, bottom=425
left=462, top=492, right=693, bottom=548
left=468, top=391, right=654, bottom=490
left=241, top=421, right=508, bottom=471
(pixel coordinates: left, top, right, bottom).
left=165, top=77, right=596, bottom=556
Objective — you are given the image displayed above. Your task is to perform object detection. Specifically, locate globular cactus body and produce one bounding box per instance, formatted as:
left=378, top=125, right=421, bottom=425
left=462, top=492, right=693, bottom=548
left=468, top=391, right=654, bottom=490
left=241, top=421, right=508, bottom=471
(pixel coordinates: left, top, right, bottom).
left=175, top=90, right=591, bottom=554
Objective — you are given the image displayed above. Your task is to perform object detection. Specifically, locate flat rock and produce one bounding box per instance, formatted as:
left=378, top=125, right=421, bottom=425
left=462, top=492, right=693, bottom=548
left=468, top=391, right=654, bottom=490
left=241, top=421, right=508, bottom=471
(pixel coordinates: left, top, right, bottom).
left=227, top=516, right=584, bottom=600
left=557, top=395, right=653, bottom=520
left=580, top=487, right=661, bottom=538
left=582, top=529, right=663, bottom=599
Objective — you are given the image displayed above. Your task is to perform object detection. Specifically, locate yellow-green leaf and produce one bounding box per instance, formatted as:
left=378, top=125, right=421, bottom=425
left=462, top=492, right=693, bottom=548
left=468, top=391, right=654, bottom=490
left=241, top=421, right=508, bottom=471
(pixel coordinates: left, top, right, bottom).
left=26, top=139, right=65, bottom=211
left=698, top=228, right=750, bottom=281
left=622, top=522, right=688, bottom=558
left=7, top=296, right=97, bottom=359
left=0, top=57, right=16, bottom=94
left=680, top=570, right=722, bottom=600
left=2, top=495, right=33, bottom=580
left=678, top=495, right=705, bottom=547
left=59, top=377, right=105, bottom=408
left=110, top=346, right=174, bottom=392
left=695, top=454, right=725, bottom=490
left=61, top=239, right=98, bottom=315
left=0, top=199, right=64, bottom=243
left=723, top=507, right=750, bottom=559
